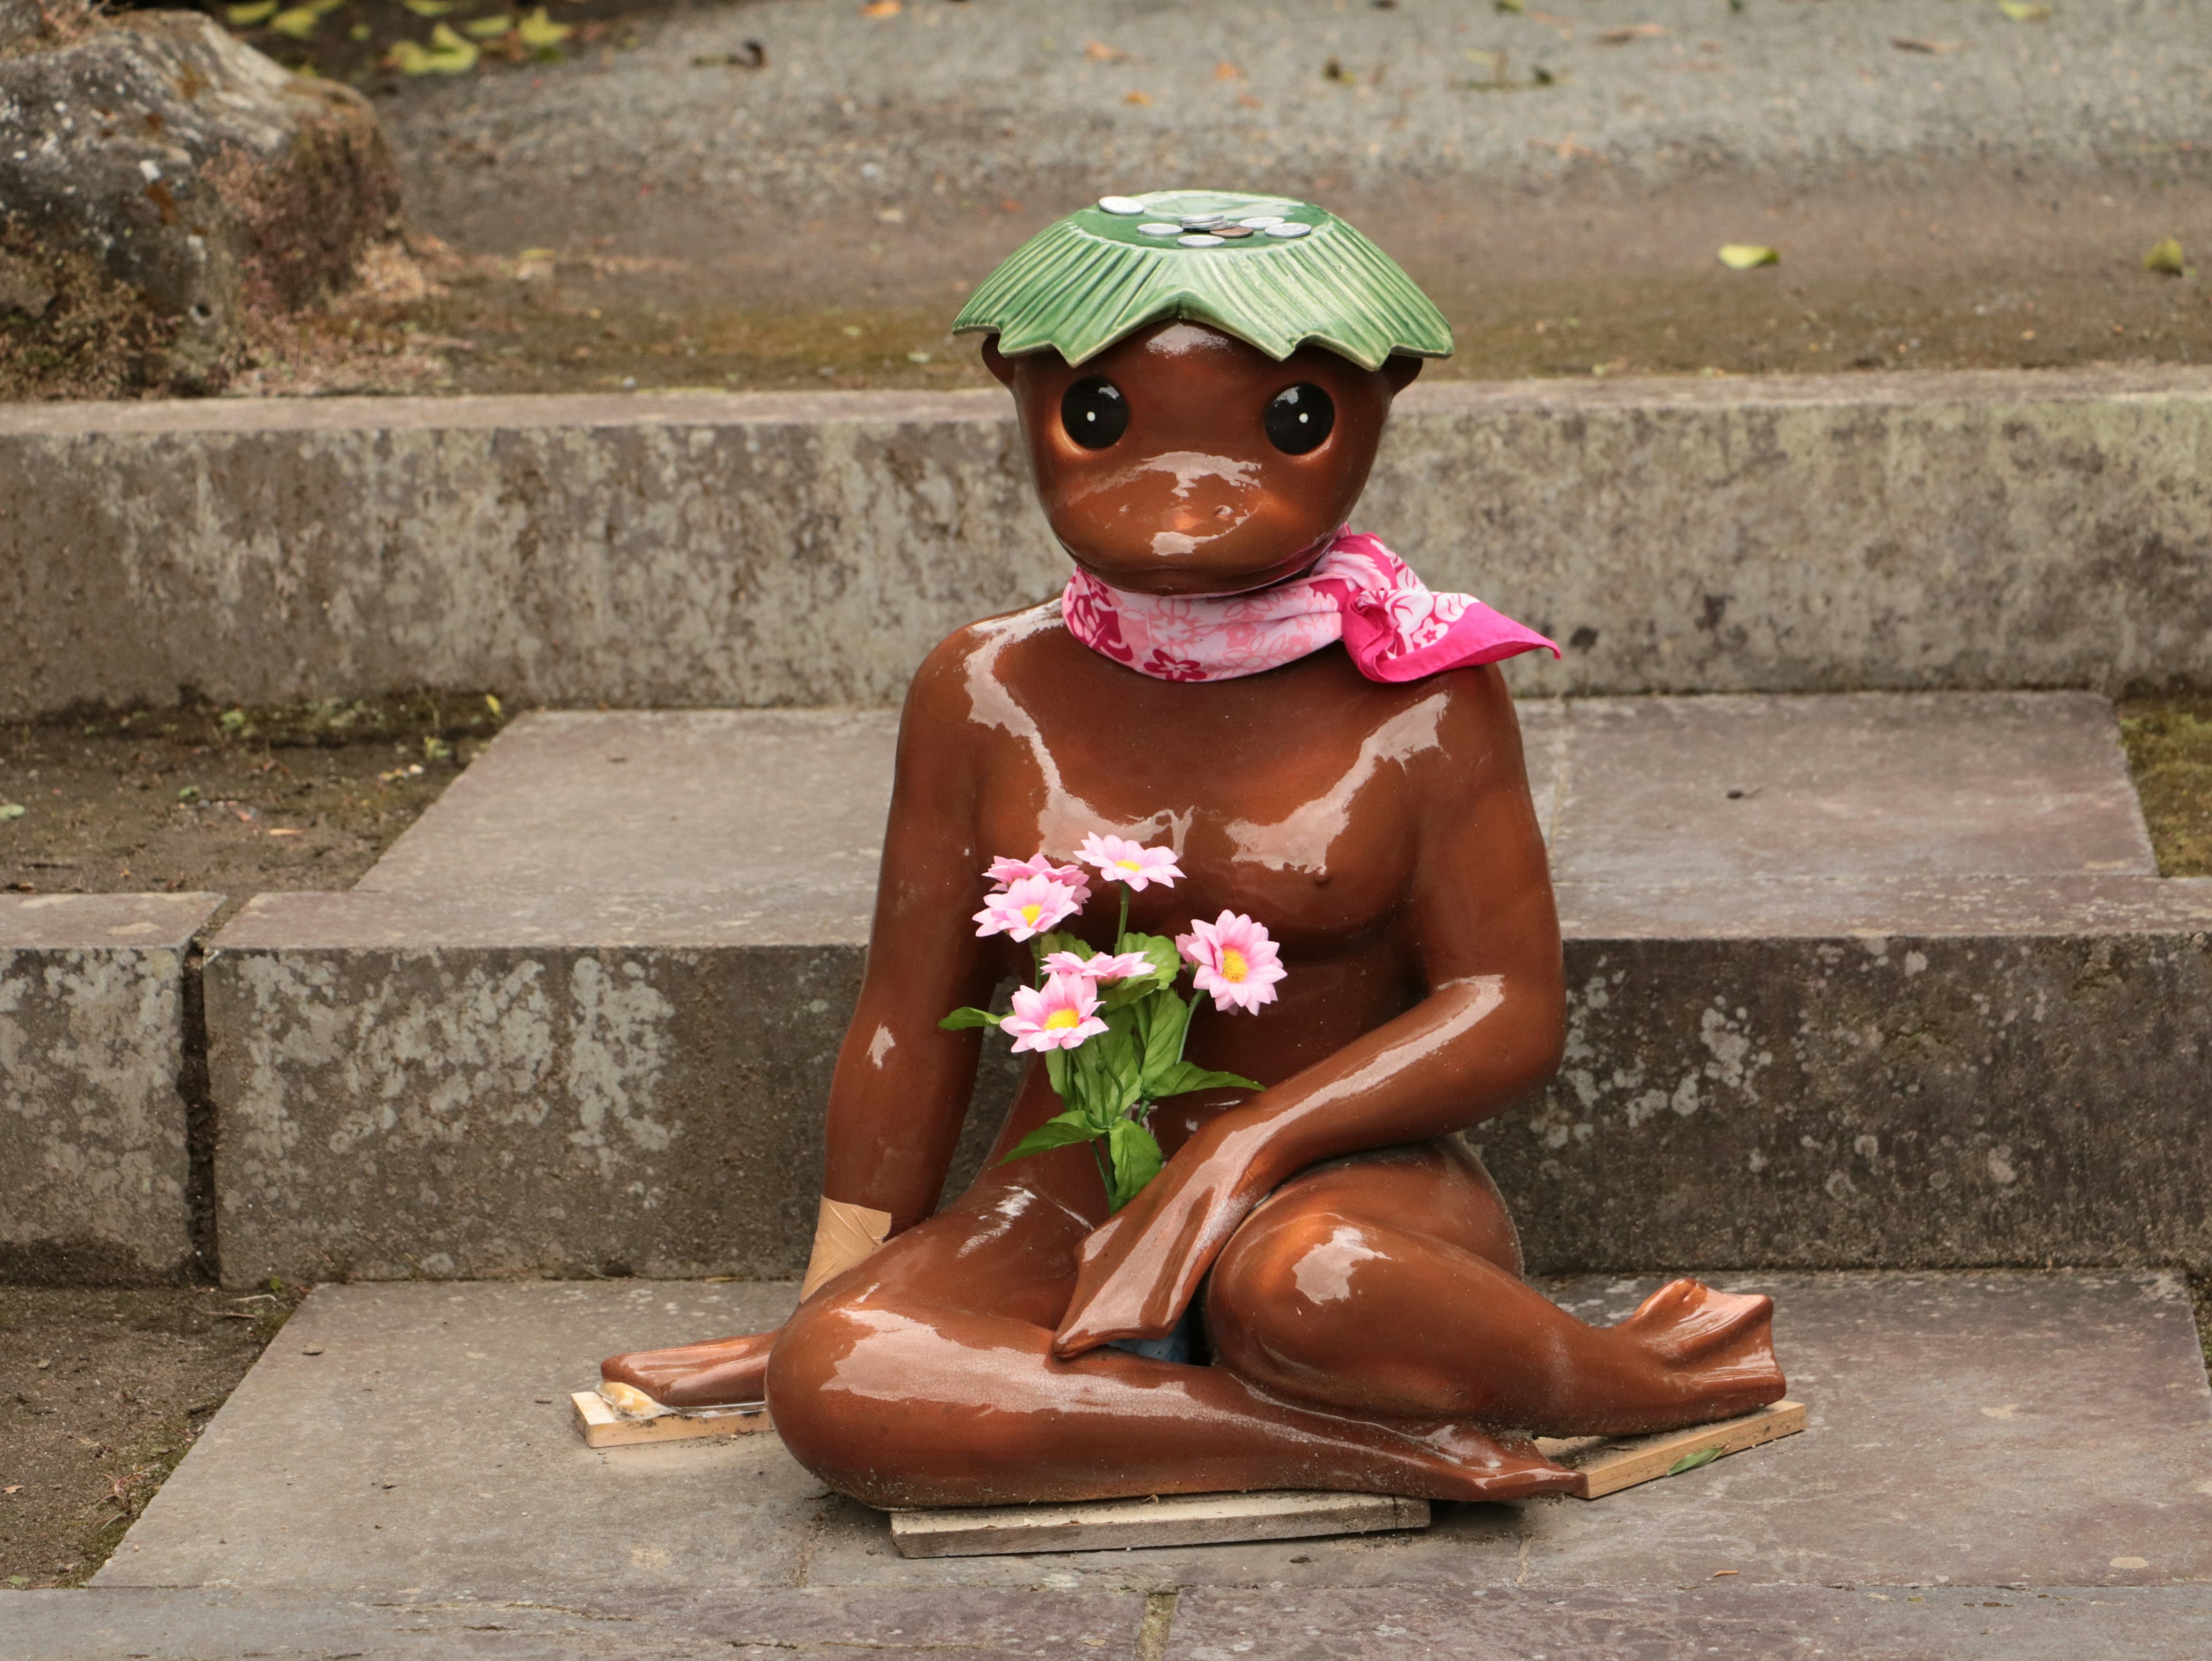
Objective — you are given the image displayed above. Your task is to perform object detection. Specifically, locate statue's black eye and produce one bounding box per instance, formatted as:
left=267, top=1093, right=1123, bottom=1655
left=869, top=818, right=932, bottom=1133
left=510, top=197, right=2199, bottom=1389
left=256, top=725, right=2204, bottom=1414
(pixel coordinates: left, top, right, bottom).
left=1265, top=384, right=1335, bottom=455
left=1060, top=377, right=1128, bottom=449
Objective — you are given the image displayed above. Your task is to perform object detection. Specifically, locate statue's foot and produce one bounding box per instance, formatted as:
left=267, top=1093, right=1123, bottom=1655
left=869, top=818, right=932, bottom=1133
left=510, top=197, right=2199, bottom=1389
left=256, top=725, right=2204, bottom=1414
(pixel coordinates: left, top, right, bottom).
left=600, top=1328, right=779, bottom=1411
left=1615, top=1278, right=1787, bottom=1426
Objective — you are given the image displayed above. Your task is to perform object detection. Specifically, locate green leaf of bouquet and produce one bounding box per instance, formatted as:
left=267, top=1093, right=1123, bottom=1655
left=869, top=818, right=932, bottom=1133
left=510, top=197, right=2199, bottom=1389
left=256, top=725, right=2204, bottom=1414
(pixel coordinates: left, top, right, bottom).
left=938, top=1007, right=1002, bottom=1030
left=1148, top=1061, right=1263, bottom=1099
left=1044, top=1046, right=1070, bottom=1098
left=1105, top=1118, right=1164, bottom=1211
left=1136, top=991, right=1195, bottom=1087
left=1666, top=1447, right=1725, bottom=1476
left=1118, top=931, right=1185, bottom=989
left=998, top=1111, right=1103, bottom=1167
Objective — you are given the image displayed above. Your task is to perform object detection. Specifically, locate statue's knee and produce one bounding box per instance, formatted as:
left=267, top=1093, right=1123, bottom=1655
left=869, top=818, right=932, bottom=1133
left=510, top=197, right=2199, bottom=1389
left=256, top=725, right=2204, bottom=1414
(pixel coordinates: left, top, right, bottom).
left=762, top=1293, right=878, bottom=1470
left=1208, top=1208, right=1369, bottom=1380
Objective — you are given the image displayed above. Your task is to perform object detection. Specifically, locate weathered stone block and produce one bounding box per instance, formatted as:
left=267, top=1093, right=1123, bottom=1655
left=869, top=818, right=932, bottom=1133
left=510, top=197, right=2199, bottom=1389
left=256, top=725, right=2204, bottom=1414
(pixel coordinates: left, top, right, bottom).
left=198, top=699, right=2212, bottom=1283
left=2, top=369, right=2208, bottom=718
left=1, top=893, right=221, bottom=1282
left=204, top=896, right=1017, bottom=1288
left=0, top=11, right=400, bottom=394
left=1493, top=885, right=2212, bottom=1274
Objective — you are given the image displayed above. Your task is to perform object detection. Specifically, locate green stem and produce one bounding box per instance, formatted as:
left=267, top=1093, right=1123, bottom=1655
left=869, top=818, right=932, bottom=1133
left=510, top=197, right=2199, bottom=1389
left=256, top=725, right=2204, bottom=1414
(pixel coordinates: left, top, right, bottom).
left=1116, top=883, right=1130, bottom=948
left=1092, top=1138, right=1117, bottom=1206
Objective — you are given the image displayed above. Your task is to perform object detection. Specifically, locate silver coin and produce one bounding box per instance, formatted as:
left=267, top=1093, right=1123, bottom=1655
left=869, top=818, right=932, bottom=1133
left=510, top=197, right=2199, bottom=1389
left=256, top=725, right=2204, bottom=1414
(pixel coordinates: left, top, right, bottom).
left=1237, top=215, right=1284, bottom=228
left=1263, top=221, right=1313, bottom=239
left=1177, top=233, right=1225, bottom=248
left=1177, top=213, right=1228, bottom=228
left=1137, top=223, right=1182, bottom=237
left=1097, top=195, right=1147, bottom=215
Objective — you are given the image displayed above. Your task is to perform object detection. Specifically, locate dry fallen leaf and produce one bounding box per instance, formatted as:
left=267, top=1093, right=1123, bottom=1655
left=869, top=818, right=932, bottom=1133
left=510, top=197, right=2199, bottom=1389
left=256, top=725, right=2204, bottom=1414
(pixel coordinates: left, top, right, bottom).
left=2143, top=236, right=2187, bottom=276
left=1214, top=60, right=1241, bottom=80
left=1718, top=243, right=1780, bottom=269
left=1892, top=37, right=1965, bottom=54
left=1085, top=39, right=1130, bottom=62
left=269, top=5, right=318, bottom=39
left=859, top=0, right=900, bottom=16
left=516, top=6, right=570, bottom=48
left=225, top=1, right=277, bottom=22
left=1997, top=1, right=2051, bottom=19
left=1599, top=23, right=1665, bottom=43
left=1124, top=89, right=1152, bottom=104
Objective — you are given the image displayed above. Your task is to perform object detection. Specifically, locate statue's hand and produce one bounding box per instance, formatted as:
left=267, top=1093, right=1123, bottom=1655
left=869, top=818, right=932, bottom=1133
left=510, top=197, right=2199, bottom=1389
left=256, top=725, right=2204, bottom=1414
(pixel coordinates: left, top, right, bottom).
left=1051, top=1146, right=1247, bottom=1359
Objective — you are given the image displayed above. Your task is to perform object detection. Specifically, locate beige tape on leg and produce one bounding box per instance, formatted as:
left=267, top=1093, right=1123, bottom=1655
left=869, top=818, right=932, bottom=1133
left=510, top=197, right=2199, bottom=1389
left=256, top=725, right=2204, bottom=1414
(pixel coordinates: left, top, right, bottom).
left=801, top=1195, right=894, bottom=1299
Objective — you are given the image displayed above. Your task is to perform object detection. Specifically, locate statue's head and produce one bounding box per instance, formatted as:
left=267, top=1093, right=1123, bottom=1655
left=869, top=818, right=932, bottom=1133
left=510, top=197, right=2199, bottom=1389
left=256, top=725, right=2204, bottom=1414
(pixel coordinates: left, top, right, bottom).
left=956, top=192, right=1449, bottom=599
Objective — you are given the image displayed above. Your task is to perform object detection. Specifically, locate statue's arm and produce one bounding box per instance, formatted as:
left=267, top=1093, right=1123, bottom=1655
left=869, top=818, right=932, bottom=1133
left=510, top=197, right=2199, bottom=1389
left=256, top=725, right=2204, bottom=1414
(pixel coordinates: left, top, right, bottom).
left=815, top=634, right=998, bottom=1250
left=1052, top=664, right=1565, bottom=1353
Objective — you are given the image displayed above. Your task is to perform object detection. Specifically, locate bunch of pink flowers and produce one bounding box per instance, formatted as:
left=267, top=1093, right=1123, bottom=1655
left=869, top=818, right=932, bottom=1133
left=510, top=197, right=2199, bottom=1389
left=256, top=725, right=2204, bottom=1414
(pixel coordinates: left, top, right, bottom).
left=945, top=833, right=1287, bottom=1210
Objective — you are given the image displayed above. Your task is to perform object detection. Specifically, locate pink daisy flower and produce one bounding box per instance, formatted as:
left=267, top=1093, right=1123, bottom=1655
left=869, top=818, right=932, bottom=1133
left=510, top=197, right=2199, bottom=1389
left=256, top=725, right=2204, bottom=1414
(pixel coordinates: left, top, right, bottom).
left=1041, top=949, right=1156, bottom=983
left=1001, top=972, right=1109, bottom=1053
left=1176, top=910, right=1287, bottom=1015
left=1077, top=833, right=1185, bottom=892
left=973, top=873, right=1083, bottom=943
left=984, top=853, right=1092, bottom=910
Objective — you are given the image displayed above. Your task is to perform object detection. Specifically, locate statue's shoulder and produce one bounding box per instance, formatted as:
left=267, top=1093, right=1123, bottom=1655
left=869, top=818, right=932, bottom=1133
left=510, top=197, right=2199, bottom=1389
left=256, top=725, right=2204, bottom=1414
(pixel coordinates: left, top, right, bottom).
left=902, top=601, right=1067, bottom=731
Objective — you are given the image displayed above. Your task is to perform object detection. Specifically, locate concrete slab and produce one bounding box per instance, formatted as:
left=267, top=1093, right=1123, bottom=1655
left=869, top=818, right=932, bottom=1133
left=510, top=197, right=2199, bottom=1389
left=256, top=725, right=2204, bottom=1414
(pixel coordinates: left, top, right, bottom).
left=202, top=697, right=2212, bottom=1282
left=1549, top=691, right=2158, bottom=886
left=359, top=709, right=901, bottom=918
left=1164, top=1585, right=2212, bottom=1661
left=94, top=1272, right=2212, bottom=1602
left=8, top=370, right=2212, bottom=722
left=0, top=893, right=222, bottom=1282
left=11, top=1585, right=2212, bottom=1661
left=0, top=1586, right=1149, bottom=1660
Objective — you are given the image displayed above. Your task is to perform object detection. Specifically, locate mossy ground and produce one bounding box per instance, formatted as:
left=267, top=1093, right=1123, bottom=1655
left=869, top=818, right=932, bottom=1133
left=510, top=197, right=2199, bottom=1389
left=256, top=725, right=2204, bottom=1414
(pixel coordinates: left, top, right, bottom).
left=2117, top=695, right=2212, bottom=877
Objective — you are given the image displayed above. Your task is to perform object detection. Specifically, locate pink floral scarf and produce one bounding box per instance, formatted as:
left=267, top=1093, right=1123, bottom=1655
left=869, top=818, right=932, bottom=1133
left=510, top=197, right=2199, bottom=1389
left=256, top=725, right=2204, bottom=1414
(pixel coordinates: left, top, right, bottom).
left=1061, top=530, right=1559, bottom=684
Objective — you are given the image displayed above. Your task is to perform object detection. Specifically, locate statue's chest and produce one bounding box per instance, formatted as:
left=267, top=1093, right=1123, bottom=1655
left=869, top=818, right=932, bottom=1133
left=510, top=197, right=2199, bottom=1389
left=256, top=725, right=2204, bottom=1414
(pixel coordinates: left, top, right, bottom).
left=972, top=682, right=1448, bottom=948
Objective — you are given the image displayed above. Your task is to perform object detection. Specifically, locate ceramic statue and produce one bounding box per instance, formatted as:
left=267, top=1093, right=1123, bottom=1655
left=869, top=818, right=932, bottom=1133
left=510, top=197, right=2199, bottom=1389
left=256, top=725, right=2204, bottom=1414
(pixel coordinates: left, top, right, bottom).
left=599, top=191, right=1786, bottom=1508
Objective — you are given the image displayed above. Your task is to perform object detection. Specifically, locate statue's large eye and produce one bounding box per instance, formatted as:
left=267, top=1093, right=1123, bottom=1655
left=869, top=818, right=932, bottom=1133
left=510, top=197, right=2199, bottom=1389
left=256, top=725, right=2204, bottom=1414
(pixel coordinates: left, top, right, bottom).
left=1061, top=377, right=1128, bottom=449
left=1265, top=384, right=1335, bottom=455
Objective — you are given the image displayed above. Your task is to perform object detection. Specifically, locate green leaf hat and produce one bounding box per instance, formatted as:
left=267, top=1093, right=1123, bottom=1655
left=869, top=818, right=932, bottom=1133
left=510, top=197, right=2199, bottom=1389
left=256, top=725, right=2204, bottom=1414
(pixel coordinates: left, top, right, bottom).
left=952, top=190, right=1453, bottom=372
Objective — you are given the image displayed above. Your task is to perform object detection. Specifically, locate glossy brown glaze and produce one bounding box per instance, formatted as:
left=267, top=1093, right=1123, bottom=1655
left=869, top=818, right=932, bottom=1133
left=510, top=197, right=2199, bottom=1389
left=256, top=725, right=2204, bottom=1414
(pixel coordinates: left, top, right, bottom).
left=602, top=320, right=1785, bottom=1506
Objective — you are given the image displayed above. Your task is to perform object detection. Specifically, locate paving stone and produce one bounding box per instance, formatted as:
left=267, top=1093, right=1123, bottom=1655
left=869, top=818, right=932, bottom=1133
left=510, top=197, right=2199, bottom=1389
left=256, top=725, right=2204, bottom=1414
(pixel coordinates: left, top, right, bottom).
left=0, top=1587, right=1146, bottom=1659
left=0, top=894, right=222, bottom=1282
left=94, top=1273, right=2212, bottom=1602
left=201, top=697, right=2212, bottom=1283
left=1164, top=1584, right=2212, bottom=1660
left=7, top=370, right=2212, bottom=721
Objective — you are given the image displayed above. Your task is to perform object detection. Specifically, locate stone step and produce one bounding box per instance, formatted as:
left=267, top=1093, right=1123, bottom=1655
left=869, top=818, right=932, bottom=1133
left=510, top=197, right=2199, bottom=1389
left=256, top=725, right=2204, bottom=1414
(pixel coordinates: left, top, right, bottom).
left=68, top=1269, right=2212, bottom=1660
left=0, top=894, right=222, bottom=1283
left=6, top=369, right=2212, bottom=723
left=200, top=693, right=2212, bottom=1289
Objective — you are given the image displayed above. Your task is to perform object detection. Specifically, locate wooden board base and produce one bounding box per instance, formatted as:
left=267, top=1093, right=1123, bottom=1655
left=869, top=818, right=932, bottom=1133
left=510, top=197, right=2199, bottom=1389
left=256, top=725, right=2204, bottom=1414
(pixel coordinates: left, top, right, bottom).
left=890, top=1490, right=1430, bottom=1559
left=570, top=1390, right=773, bottom=1448
left=1535, top=1398, right=1807, bottom=1499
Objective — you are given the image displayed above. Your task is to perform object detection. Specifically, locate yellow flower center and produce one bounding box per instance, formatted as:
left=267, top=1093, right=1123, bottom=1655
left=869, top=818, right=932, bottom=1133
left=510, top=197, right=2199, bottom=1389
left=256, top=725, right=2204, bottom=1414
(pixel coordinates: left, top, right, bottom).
left=1115, top=858, right=1143, bottom=872
left=1018, top=903, right=1043, bottom=926
left=1044, top=1008, right=1081, bottom=1031
left=1219, top=947, right=1248, bottom=983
